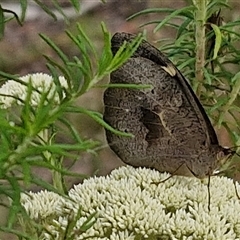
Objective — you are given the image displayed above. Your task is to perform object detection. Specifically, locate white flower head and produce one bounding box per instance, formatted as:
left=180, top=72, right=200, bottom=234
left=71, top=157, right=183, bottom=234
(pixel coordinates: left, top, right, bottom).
left=21, top=190, right=66, bottom=220
left=0, top=73, right=68, bottom=109
left=20, top=166, right=240, bottom=239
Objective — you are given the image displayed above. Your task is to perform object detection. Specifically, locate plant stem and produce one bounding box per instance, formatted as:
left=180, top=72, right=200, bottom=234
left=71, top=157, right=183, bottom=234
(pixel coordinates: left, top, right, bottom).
left=38, top=129, right=65, bottom=194
left=194, top=0, right=207, bottom=96
left=3, top=137, right=32, bottom=172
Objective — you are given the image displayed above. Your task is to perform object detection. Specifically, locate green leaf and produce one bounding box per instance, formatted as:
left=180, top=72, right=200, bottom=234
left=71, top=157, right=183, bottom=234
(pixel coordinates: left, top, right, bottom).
left=66, top=106, right=134, bottom=137
left=153, top=6, right=196, bottom=32
left=210, top=23, right=222, bottom=60
left=51, top=0, right=68, bottom=22
left=33, top=0, right=57, bottom=20
left=107, top=33, right=143, bottom=72
left=19, top=0, right=27, bottom=22
left=70, top=0, right=80, bottom=11
left=97, top=23, right=113, bottom=76
left=127, top=8, right=178, bottom=21
left=40, top=34, right=70, bottom=64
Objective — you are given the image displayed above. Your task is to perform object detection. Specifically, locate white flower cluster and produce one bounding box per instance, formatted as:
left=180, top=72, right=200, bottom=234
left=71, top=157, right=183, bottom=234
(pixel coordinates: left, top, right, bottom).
left=20, top=166, right=240, bottom=239
left=0, top=73, right=68, bottom=108
left=21, top=190, right=65, bottom=220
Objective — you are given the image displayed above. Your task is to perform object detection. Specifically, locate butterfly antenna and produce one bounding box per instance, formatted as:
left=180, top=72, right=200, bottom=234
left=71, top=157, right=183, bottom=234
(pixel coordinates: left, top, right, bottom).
left=228, top=146, right=240, bottom=157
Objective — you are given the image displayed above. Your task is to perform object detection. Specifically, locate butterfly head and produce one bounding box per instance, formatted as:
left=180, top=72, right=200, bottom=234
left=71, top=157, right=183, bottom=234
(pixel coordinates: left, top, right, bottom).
left=217, top=146, right=235, bottom=164
left=188, top=146, right=234, bottom=179
left=212, top=146, right=236, bottom=175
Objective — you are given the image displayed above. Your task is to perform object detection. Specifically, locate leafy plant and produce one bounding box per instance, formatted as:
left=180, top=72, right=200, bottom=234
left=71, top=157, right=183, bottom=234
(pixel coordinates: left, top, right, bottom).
left=0, top=0, right=79, bottom=37
left=0, top=5, right=143, bottom=238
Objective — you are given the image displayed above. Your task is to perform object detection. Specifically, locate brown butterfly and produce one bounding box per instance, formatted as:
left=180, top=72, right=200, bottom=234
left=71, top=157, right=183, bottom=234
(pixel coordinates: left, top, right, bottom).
left=103, top=32, right=234, bottom=179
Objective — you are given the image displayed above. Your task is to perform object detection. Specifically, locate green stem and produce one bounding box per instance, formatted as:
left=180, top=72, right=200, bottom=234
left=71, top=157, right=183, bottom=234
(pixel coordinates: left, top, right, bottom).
left=38, top=129, right=65, bottom=194
left=194, top=0, right=207, bottom=96
left=3, top=137, right=32, bottom=172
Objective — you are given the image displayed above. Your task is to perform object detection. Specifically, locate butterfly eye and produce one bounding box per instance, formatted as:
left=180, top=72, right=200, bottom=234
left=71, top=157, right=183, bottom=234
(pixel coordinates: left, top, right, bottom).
left=215, top=148, right=234, bottom=175
left=217, top=148, right=233, bottom=165
left=217, top=151, right=225, bottom=160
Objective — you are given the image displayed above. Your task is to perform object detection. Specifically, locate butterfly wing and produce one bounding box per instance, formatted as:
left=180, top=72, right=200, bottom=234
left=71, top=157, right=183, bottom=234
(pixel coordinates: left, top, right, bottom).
left=104, top=32, right=222, bottom=177
left=111, top=32, right=219, bottom=146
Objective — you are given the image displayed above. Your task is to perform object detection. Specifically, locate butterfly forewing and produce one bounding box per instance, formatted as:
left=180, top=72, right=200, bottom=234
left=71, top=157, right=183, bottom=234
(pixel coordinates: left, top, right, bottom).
left=103, top=32, right=232, bottom=178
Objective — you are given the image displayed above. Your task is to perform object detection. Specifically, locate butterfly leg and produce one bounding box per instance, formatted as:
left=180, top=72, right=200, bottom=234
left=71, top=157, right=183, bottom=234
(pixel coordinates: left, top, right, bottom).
left=151, top=162, right=188, bottom=185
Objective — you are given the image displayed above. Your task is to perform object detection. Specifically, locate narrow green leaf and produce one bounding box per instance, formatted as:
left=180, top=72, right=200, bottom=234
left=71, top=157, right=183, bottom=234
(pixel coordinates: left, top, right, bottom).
left=108, top=33, right=143, bottom=72
left=177, top=18, right=192, bottom=38
left=70, top=0, right=80, bottom=11
left=52, top=0, right=71, bottom=23
left=153, top=6, right=196, bottom=32
left=127, top=8, right=176, bottom=21
left=66, top=107, right=134, bottom=137
left=210, top=23, right=222, bottom=60
left=33, top=0, right=57, bottom=20
left=45, top=58, right=72, bottom=84
left=76, top=24, right=97, bottom=57
left=97, top=23, right=112, bottom=76
left=80, top=212, right=97, bottom=231
left=177, top=58, right=195, bottom=70
left=59, top=117, right=83, bottom=143
left=19, top=0, right=27, bottom=21
left=40, top=34, right=69, bottom=63
left=30, top=174, right=64, bottom=194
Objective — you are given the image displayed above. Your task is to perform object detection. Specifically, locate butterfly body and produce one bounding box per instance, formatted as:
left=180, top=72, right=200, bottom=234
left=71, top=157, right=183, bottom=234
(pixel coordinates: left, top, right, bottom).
left=103, top=32, right=232, bottom=178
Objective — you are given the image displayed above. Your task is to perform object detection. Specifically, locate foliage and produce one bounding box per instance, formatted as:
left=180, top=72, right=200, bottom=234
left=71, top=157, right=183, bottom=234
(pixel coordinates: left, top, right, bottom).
left=0, top=0, right=80, bottom=38
left=0, top=2, right=143, bottom=238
